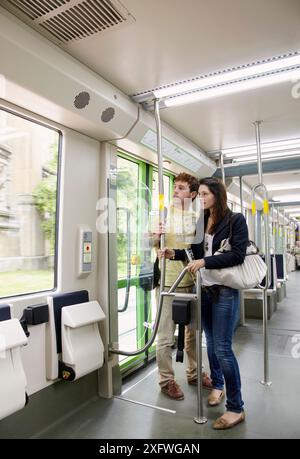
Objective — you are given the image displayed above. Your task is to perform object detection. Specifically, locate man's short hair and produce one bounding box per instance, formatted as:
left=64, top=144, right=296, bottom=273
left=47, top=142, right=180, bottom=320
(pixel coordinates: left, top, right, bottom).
left=174, top=173, right=199, bottom=193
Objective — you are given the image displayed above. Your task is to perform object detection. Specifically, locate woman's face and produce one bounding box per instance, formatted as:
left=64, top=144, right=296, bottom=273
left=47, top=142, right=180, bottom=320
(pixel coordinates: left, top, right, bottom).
left=198, top=184, right=216, bottom=211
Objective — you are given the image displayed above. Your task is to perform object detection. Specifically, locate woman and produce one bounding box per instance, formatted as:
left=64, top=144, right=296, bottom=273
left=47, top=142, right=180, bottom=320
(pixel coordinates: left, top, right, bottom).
left=159, top=177, right=248, bottom=429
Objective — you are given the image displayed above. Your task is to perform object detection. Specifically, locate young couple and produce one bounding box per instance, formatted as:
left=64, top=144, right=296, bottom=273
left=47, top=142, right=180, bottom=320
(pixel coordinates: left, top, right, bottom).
left=156, top=173, right=248, bottom=430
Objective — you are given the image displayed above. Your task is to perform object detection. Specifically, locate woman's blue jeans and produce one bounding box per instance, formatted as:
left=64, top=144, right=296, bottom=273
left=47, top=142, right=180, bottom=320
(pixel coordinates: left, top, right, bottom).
left=202, top=287, right=244, bottom=413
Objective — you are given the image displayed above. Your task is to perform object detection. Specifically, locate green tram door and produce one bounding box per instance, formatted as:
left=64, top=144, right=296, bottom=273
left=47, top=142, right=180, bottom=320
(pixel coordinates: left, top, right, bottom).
left=116, top=153, right=172, bottom=375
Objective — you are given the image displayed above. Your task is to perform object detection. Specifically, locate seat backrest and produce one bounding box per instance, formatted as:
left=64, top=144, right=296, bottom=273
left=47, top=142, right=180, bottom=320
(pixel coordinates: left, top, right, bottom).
left=52, top=290, right=89, bottom=354
left=61, top=300, right=105, bottom=380
left=0, top=303, right=11, bottom=322
left=46, top=291, right=105, bottom=381
left=260, top=255, right=277, bottom=290
left=0, top=318, right=28, bottom=420
left=46, top=290, right=89, bottom=380
left=275, top=254, right=285, bottom=281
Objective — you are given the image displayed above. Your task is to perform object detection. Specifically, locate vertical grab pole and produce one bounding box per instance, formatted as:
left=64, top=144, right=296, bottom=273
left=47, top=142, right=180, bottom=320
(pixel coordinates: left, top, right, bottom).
left=239, top=176, right=245, bottom=216
left=251, top=185, right=271, bottom=385
left=219, top=152, right=226, bottom=184
left=275, top=207, right=279, bottom=253
left=271, top=204, right=275, bottom=255
left=262, top=184, right=271, bottom=386
left=194, top=270, right=207, bottom=424
left=251, top=193, right=257, bottom=246
left=239, top=176, right=246, bottom=326
left=252, top=121, right=263, bottom=246
left=254, top=121, right=263, bottom=184
left=282, top=209, right=287, bottom=280
left=253, top=121, right=272, bottom=386
left=154, top=99, right=166, bottom=291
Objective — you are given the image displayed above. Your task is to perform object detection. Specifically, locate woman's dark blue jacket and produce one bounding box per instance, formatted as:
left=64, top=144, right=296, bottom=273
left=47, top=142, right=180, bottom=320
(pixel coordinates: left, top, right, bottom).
left=174, top=211, right=249, bottom=269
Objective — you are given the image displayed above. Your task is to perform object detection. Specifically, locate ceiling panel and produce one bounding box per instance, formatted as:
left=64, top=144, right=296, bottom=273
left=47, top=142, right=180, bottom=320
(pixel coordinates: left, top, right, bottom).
left=2, top=0, right=300, bottom=212
left=57, top=0, right=300, bottom=153
left=2, top=0, right=300, bottom=157
left=62, top=0, right=300, bottom=96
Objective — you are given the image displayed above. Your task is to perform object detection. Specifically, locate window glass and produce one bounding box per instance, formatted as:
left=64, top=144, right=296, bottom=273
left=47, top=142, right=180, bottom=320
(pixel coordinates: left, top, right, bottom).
left=0, top=108, right=59, bottom=298
left=116, top=156, right=139, bottom=361
left=117, top=156, right=139, bottom=279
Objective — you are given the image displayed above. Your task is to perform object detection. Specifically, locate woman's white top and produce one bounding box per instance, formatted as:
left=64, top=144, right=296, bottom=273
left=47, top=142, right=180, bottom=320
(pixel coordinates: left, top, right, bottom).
left=200, top=233, right=222, bottom=286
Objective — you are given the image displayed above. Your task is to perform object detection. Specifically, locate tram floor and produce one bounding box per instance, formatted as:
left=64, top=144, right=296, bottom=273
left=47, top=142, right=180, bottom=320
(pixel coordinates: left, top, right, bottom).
left=38, top=271, right=300, bottom=439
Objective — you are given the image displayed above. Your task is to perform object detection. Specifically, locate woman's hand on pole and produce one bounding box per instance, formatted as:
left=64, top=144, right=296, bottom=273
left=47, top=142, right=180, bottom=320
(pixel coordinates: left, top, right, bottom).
left=187, top=259, right=205, bottom=273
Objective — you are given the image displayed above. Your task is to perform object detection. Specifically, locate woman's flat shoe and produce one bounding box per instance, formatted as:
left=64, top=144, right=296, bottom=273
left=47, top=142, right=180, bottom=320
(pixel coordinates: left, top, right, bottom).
left=213, top=412, right=245, bottom=430
left=207, top=389, right=225, bottom=406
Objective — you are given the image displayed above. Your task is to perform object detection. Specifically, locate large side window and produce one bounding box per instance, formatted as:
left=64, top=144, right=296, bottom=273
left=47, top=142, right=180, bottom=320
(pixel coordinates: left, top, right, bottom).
left=0, top=108, right=60, bottom=298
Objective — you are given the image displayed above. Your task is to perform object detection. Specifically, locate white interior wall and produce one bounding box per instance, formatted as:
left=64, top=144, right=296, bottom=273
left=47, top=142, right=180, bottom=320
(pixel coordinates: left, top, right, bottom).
left=0, top=101, right=101, bottom=395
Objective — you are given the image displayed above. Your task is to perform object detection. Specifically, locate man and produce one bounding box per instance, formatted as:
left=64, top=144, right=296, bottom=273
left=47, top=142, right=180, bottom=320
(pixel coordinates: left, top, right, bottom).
left=155, top=172, right=212, bottom=400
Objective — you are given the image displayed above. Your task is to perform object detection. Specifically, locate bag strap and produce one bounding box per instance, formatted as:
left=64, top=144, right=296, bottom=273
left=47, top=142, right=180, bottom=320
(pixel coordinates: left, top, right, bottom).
left=228, top=213, right=254, bottom=252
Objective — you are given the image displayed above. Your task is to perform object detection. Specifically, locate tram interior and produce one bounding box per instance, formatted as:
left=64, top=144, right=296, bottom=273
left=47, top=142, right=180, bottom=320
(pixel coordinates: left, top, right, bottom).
left=0, top=0, right=300, bottom=439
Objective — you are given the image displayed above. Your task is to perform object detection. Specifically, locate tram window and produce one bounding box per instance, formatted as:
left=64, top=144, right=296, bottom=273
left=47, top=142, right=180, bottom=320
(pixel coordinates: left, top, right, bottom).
left=0, top=108, right=60, bottom=298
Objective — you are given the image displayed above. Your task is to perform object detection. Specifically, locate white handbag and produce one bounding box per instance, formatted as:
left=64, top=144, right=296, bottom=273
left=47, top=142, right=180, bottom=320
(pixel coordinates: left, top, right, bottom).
left=204, top=216, right=267, bottom=290
left=205, top=239, right=267, bottom=290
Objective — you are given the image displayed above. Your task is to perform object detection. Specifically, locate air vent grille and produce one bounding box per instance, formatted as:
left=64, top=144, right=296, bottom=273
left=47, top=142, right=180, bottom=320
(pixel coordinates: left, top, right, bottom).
left=7, top=1, right=69, bottom=20
left=3, top=0, right=133, bottom=43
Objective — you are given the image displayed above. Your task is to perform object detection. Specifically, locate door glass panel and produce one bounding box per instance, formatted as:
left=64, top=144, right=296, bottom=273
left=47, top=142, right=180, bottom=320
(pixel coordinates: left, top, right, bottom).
left=149, top=172, right=171, bottom=329
left=117, top=156, right=139, bottom=362
left=116, top=156, right=173, bottom=369
left=117, top=285, right=137, bottom=351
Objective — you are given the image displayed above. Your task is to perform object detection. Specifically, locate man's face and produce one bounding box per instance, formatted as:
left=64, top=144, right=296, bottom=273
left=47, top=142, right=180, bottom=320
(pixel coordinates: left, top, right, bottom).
left=173, top=180, right=193, bottom=206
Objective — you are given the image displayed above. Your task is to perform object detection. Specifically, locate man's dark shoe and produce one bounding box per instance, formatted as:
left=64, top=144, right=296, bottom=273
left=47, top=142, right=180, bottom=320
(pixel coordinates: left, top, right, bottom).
left=161, top=380, right=184, bottom=400
left=188, top=372, right=213, bottom=389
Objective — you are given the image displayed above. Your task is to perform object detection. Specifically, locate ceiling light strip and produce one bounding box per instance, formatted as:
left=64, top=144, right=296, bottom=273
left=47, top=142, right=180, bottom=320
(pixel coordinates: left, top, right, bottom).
left=157, top=61, right=300, bottom=99
left=221, top=139, right=300, bottom=157
left=232, top=151, right=300, bottom=163
left=132, top=51, right=300, bottom=104
left=209, top=138, right=300, bottom=159
left=163, top=67, right=300, bottom=107
left=228, top=147, right=300, bottom=160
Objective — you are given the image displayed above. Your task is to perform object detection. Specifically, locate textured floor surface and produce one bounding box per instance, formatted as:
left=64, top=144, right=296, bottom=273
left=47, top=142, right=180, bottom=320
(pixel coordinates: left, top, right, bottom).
left=38, top=271, right=300, bottom=439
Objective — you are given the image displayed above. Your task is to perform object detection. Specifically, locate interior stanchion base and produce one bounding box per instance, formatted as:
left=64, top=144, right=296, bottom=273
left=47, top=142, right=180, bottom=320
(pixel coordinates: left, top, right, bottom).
left=260, top=380, right=272, bottom=386
left=193, top=416, right=208, bottom=424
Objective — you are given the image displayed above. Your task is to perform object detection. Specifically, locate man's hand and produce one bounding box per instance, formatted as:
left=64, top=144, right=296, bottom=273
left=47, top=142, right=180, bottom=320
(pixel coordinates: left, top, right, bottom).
left=157, top=248, right=175, bottom=259
left=151, top=222, right=167, bottom=247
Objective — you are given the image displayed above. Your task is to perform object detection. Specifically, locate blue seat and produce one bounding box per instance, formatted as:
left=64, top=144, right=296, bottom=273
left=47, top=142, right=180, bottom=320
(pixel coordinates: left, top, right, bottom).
left=46, top=290, right=90, bottom=381
left=275, top=254, right=285, bottom=281
left=0, top=303, right=11, bottom=322
left=52, top=290, right=89, bottom=354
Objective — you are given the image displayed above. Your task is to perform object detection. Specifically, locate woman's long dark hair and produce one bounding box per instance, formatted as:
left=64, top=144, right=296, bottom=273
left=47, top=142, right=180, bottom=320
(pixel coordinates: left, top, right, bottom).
left=199, top=177, right=231, bottom=234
